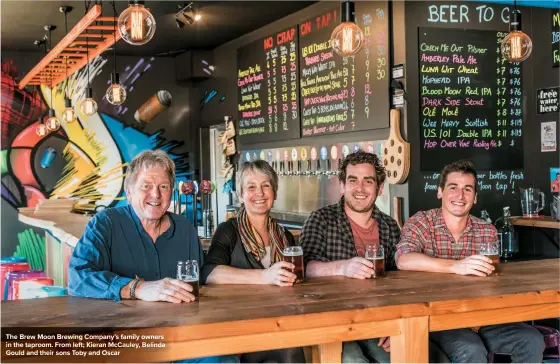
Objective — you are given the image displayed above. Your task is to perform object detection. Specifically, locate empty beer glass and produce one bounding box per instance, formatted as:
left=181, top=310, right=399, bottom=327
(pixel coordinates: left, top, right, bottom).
left=365, top=244, right=385, bottom=278
left=479, top=242, right=500, bottom=275
left=177, top=260, right=200, bottom=298
left=283, top=246, right=305, bottom=283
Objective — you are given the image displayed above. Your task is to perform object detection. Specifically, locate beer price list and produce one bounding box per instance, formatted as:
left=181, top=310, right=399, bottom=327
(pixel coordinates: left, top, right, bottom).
left=299, top=2, right=389, bottom=137
left=237, top=26, right=300, bottom=143
left=418, top=27, right=524, bottom=171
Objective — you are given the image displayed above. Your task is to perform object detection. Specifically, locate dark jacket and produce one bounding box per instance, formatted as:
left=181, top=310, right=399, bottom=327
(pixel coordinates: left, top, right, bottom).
left=200, top=217, right=296, bottom=284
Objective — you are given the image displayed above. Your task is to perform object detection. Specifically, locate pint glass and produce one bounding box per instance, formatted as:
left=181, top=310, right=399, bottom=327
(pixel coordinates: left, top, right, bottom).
left=365, top=244, right=385, bottom=278
left=283, top=246, right=305, bottom=283
left=177, top=260, right=200, bottom=298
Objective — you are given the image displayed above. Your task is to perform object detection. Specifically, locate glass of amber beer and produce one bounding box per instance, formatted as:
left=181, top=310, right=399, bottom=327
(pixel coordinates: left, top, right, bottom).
left=283, top=246, right=305, bottom=283
left=177, top=260, right=199, bottom=298
left=365, top=244, right=385, bottom=278
left=479, top=242, right=500, bottom=275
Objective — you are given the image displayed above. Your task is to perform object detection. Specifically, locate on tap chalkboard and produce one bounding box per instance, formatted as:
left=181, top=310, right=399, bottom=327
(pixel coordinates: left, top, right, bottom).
left=419, top=27, right=524, bottom=171
left=298, top=1, right=389, bottom=137
left=237, top=26, right=301, bottom=143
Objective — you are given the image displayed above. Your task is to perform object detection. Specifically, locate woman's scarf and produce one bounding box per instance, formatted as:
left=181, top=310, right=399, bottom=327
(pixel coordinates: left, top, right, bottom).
left=237, top=205, right=289, bottom=264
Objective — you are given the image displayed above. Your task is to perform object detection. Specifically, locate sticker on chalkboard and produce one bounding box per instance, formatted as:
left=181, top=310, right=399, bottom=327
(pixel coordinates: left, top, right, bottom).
left=393, top=93, right=405, bottom=108
left=541, top=121, right=557, bottom=152
left=551, top=168, right=560, bottom=193
left=392, top=64, right=404, bottom=79
left=537, top=87, right=559, bottom=114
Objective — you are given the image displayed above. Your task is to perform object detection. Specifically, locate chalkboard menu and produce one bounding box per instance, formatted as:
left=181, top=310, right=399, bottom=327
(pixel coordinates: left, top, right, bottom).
left=419, top=27, right=524, bottom=171
left=553, top=9, right=559, bottom=67
left=298, top=2, right=389, bottom=137
left=237, top=26, right=300, bottom=142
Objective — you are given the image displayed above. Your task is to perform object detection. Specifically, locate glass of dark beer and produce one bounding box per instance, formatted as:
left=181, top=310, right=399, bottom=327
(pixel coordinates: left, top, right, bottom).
left=177, top=260, right=199, bottom=298
left=283, top=246, right=305, bottom=283
left=365, top=244, right=385, bottom=278
left=479, top=241, right=500, bottom=275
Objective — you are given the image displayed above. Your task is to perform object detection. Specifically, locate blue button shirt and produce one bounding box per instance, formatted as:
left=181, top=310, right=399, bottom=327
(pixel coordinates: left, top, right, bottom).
left=68, top=204, right=203, bottom=301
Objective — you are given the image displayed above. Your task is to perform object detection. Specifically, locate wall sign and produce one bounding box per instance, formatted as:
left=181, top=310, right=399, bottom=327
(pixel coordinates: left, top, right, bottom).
left=418, top=27, right=523, bottom=171
left=537, top=86, right=559, bottom=114
left=541, top=121, right=557, bottom=152
left=237, top=26, right=301, bottom=143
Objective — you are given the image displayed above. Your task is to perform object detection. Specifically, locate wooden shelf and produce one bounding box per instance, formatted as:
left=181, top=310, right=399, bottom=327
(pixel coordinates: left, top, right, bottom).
left=19, top=5, right=121, bottom=89
left=511, top=216, right=560, bottom=229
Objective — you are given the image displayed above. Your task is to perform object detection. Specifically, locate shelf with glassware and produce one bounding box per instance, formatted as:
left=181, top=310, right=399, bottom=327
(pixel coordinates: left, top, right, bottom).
left=510, top=217, right=560, bottom=230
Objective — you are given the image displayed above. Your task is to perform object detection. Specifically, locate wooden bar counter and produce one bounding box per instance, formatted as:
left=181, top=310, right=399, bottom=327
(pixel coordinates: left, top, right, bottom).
left=2, top=260, right=559, bottom=363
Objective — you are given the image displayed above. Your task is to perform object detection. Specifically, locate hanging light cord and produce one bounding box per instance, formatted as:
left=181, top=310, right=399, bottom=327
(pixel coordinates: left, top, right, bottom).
left=112, top=0, right=117, bottom=74
left=64, top=10, right=69, bottom=99
left=85, top=0, right=91, bottom=89
left=48, top=28, right=54, bottom=110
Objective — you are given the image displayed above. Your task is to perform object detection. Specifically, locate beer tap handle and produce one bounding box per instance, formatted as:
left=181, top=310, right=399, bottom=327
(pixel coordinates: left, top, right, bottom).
left=306, top=160, right=311, bottom=176
left=296, top=160, right=301, bottom=175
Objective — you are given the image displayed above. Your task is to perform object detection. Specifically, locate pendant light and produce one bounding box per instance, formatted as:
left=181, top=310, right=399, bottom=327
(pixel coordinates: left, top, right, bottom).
left=44, top=25, right=60, bottom=132
left=118, top=1, right=156, bottom=46
left=36, top=116, right=48, bottom=137
left=35, top=38, right=49, bottom=137
left=106, top=0, right=126, bottom=105
left=501, top=0, right=532, bottom=62
left=330, top=0, right=364, bottom=57
left=60, top=6, right=76, bottom=123
left=79, top=1, right=98, bottom=116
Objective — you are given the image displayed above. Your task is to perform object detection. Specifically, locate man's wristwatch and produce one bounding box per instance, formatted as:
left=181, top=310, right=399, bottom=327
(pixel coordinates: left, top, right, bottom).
left=130, top=276, right=142, bottom=300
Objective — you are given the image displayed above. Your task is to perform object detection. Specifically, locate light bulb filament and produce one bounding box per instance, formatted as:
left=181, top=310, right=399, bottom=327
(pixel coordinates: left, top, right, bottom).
left=342, top=27, right=353, bottom=53
left=510, top=35, right=522, bottom=60
left=131, top=9, right=144, bottom=41
left=112, top=86, right=122, bottom=104
left=85, top=100, right=94, bottom=115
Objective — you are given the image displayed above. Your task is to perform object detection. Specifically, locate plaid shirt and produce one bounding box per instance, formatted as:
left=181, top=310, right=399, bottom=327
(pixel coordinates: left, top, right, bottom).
left=300, top=197, right=400, bottom=271
left=396, top=208, right=498, bottom=263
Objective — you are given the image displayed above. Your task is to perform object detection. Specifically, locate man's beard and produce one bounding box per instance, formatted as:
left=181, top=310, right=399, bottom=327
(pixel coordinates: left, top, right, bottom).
left=345, top=195, right=376, bottom=213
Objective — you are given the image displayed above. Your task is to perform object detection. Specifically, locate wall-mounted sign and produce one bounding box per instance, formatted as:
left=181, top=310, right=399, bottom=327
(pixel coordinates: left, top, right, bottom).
left=537, top=87, right=559, bottom=114
left=541, top=121, right=557, bottom=152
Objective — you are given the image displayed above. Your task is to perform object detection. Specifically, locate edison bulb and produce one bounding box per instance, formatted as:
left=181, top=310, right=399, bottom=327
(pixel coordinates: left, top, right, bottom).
left=118, top=2, right=156, bottom=46
left=106, top=83, right=127, bottom=105
left=80, top=98, right=98, bottom=116
left=501, top=30, right=532, bottom=62
left=46, top=116, right=61, bottom=131
left=63, top=107, right=75, bottom=123
left=36, top=123, right=48, bottom=137
left=330, top=22, right=364, bottom=57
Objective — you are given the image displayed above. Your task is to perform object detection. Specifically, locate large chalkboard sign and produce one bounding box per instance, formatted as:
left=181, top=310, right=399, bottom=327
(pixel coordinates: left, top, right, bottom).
left=237, top=26, right=301, bottom=142
left=298, top=2, right=389, bottom=137
left=419, top=27, right=524, bottom=171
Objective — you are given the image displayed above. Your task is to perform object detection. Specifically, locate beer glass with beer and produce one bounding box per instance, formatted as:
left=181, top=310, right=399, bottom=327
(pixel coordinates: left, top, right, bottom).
left=479, top=241, right=500, bottom=275
left=365, top=244, right=385, bottom=278
left=282, top=246, right=305, bottom=283
left=177, top=260, right=200, bottom=298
